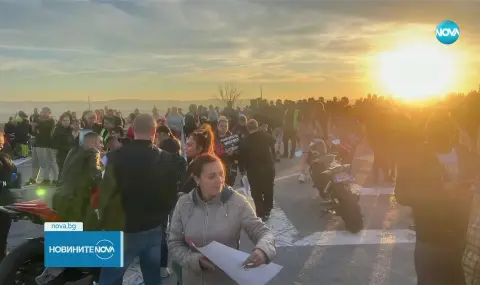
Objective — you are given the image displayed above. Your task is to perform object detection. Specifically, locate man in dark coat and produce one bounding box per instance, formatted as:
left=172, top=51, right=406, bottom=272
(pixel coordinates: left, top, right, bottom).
left=239, top=119, right=276, bottom=220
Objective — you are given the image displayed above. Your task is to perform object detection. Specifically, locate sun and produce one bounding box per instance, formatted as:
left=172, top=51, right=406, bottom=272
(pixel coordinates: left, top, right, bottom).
left=375, top=43, right=459, bottom=101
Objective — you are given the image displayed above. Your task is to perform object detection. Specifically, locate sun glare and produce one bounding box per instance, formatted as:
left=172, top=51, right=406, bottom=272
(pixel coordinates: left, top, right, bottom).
left=375, top=43, right=459, bottom=101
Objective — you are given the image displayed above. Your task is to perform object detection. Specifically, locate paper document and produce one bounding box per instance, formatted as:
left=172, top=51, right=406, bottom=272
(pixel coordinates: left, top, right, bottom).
left=196, top=241, right=282, bottom=285
left=101, top=155, right=108, bottom=167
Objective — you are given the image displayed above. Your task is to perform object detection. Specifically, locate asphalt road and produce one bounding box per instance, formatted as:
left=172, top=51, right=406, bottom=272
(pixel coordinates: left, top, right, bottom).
left=8, top=142, right=416, bottom=285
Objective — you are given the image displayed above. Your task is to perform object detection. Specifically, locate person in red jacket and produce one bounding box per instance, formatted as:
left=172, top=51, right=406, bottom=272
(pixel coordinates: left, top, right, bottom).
left=126, top=113, right=138, bottom=140
left=127, top=126, right=134, bottom=140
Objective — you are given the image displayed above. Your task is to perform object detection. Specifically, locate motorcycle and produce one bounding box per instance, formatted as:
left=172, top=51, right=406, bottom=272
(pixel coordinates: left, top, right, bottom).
left=308, top=138, right=363, bottom=233
left=0, top=198, right=99, bottom=284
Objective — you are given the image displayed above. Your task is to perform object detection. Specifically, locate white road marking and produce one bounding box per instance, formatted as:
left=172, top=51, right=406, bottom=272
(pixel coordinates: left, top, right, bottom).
left=352, top=184, right=395, bottom=196
left=13, top=157, right=31, bottom=166
left=368, top=192, right=399, bottom=285
left=236, top=172, right=411, bottom=247
left=266, top=192, right=415, bottom=247
left=355, top=154, right=374, bottom=161
left=290, top=229, right=415, bottom=247
left=267, top=202, right=302, bottom=247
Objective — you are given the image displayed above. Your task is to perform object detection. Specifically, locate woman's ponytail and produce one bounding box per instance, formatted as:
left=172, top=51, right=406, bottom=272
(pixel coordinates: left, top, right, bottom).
left=190, top=124, right=215, bottom=155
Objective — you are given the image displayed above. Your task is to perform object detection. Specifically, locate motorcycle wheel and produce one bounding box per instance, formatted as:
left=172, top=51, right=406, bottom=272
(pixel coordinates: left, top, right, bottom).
left=335, top=185, right=363, bottom=233
left=0, top=238, right=45, bottom=285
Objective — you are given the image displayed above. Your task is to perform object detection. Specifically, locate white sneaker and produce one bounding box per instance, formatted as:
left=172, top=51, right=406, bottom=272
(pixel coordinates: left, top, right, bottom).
left=298, top=174, right=306, bottom=183
left=161, top=267, right=171, bottom=278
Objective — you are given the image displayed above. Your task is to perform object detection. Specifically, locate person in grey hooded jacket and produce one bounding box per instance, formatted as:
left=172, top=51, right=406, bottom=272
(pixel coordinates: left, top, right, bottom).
left=168, top=153, right=276, bottom=285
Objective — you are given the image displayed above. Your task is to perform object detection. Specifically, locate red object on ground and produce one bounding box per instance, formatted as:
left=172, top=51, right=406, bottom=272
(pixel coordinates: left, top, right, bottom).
left=11, top=199, right=61, bottom=222
left=91, top=188, right=99, bottom=209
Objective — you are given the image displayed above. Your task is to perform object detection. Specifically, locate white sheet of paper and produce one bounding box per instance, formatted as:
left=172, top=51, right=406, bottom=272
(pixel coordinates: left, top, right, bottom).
left=101, top=155, right=108, bottom=178
left=195, top=241, right=282, bottom=285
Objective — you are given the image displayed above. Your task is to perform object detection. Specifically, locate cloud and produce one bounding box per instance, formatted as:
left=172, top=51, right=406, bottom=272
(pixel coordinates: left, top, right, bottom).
left=0, top=0, right=478, bottom=99
left=0, top=57, right=58, bottom=72
left=0, top=44, right=100, bottom=54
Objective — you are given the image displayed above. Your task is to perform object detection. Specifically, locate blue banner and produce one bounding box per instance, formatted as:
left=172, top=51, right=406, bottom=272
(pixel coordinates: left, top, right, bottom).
left=44, top=231, right=123, bottom=267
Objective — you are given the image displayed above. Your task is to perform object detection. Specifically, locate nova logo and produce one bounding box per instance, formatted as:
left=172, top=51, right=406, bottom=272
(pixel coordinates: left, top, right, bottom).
left=436, top=20, right=460, bottom=45
left=48, top=239, right=115, bottom=260
left=95, top=239, right=115, bottom=260
left=436, top=28, right=459, bottom=37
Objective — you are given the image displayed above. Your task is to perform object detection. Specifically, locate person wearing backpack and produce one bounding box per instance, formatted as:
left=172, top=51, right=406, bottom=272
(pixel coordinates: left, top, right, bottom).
left=395, top=112, right=476, bottom=285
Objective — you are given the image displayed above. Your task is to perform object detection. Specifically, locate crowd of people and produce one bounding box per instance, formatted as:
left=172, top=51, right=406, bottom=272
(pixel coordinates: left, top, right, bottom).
left=1, top=91, right=480, bottom=284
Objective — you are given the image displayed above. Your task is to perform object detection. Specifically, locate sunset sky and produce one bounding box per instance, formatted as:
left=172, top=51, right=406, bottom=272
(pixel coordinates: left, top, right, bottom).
left=0, top=1, right=479, bottom=102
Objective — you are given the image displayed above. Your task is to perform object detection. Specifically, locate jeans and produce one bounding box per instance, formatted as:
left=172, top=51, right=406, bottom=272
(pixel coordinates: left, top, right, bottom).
left=99, top=225, right=164, bottom=285
left=160, top=223, right=168, bottom=268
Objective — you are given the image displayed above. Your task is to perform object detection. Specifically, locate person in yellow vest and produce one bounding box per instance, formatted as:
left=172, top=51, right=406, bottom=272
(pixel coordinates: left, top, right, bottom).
left=100, top=116, right=116, bottom=145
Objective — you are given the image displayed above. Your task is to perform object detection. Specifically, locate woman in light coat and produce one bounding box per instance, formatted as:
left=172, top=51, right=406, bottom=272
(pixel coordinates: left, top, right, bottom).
left=168, top=153, right=276, bottom=285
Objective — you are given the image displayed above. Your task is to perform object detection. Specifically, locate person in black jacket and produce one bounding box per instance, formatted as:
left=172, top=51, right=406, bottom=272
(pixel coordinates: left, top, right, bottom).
left=26, top=107, right=57, bottom=185
left=239, top=119, right=276, bottom=221
left=183, top=104, right=199, bottom=139
left=221, top=101, right=239, bottom=130
left=52, top=113, right=75, bottom=179
left=4, top=117, right=15, bottom=145
left=98, top=114, right=178, bottom=285
left=157, top=126, right=187, bottom=184
left=395, top=112, right=476, bottom=285
left=178, top=124, right=215, bottom=194
left=155, top=127, right=187, bottom=279
left=157, top=125, right=188, bottom=197
left=0, top=133, right=18, bottom=262
left=14, top=111, right=31, bottom=158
